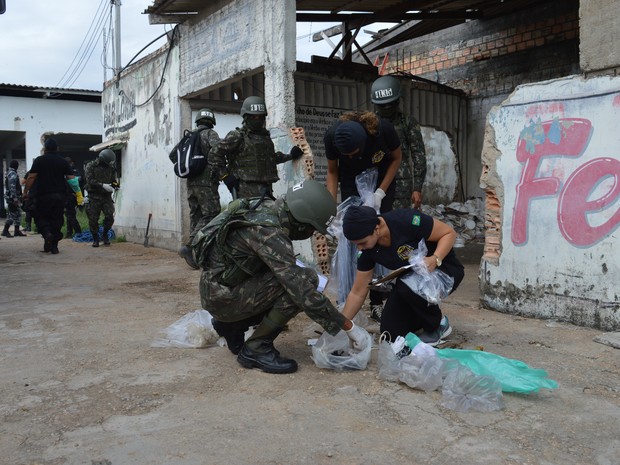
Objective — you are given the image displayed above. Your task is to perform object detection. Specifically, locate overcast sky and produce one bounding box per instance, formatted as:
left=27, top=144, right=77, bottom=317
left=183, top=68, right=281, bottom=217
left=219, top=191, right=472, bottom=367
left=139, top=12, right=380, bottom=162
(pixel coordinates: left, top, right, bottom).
left=0, top=0, right=392, bottom=91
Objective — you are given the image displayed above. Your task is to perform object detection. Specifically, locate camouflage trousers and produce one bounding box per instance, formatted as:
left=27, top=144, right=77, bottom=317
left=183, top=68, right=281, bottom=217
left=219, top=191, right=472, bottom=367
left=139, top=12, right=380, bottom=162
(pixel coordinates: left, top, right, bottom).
left=4, top=203, right=22, bottom=225
left=187, top=183, right=220, bottom=241
left=86, top=195, right=115, bottom=235
left=237, top=180, right=273, bottom=200
left=391, top=177, right=414, bottom=210
left=200, top=267, right=319, bottom=326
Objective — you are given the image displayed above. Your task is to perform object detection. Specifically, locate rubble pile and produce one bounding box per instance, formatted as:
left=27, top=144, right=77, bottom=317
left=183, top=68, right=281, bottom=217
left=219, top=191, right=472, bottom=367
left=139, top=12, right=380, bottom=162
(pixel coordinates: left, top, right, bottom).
left=421, top=198, right=485, bottom=247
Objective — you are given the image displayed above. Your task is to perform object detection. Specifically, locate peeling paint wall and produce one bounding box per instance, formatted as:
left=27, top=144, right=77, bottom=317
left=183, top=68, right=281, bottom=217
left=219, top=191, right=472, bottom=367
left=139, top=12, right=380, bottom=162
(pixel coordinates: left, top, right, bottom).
left=421, top=127, right=458, bottom=205
left=178, top=0, right=296, bottom=128
left=480, top=75, right=620, bottom=330
left=102, top=45, right=181, bottom=250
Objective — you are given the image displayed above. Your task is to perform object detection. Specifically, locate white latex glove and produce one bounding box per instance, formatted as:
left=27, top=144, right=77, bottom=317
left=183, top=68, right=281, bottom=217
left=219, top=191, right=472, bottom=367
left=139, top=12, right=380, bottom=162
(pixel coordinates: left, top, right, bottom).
left=373, top=188, right=386, bottom=211
left=345, top=322, right=367, bottom=351
left=102, top=183, right=114, bottom=193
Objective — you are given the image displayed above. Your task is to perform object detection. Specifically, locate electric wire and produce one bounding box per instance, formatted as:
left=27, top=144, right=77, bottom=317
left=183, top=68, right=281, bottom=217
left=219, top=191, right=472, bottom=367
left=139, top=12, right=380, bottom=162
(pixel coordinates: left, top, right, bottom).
left=53, top=0, right=110, bottom=89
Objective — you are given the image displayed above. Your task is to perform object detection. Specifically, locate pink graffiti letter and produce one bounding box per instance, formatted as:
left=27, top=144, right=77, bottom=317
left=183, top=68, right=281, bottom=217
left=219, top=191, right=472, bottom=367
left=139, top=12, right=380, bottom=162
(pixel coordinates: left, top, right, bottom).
left=512, top=119, right=592, bottom=244
left=558, top=158, right=620, bottom=246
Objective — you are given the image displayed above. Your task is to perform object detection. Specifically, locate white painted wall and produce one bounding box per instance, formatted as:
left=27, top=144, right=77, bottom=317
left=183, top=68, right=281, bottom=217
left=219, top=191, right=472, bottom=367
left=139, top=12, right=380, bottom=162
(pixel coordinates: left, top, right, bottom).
left=480, top=74, right=620, bottom=330
left=0, top=95, right=101, bottom=165
left=102, top=45, right=181, bottom=250
left=421, top=127, right=459, bottom=205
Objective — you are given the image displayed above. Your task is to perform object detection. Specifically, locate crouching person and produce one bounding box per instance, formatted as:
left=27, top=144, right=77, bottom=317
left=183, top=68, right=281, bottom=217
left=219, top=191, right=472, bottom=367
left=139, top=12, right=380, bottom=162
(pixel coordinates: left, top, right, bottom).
left=191, top=179, right=365, bottom=374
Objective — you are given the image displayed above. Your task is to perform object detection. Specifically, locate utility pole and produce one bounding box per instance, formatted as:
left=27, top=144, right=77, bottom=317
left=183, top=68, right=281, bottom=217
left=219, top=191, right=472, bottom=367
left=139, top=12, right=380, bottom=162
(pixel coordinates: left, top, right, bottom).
left=114, top=0, right=122, bottom=76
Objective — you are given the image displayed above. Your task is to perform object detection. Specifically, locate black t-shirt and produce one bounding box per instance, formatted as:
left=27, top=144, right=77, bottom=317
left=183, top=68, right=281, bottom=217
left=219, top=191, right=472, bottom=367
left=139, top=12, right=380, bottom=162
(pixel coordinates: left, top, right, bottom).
left=324, top=118, right=400, bottom=197
left=30, top=153, right=73, bottom=195
left=356, top=209, right=463, bottom=277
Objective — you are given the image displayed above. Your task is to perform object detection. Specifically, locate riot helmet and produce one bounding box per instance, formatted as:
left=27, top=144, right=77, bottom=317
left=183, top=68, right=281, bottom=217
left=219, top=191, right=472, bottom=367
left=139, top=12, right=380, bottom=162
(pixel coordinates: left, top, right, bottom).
left=370, top=75, right=401, bottom=104
left=195, top=108, right=216, bottom=126
left=285, top=179, right=336, bottom=235
left=98, top=149, right=116, bottom=166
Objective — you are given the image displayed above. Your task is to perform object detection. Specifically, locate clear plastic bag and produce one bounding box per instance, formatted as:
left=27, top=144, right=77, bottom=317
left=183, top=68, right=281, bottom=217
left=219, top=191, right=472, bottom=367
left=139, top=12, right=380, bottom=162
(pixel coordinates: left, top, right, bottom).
left=377, top=339, right=402, bottom=382
left=325, top=196, right=363, bottom=304
left=400, top=238, right=454, bottom=304
left=311, top=328, right=372, bottom=371
left=441, top=360, right=504, bottom=412
left=399, top=341, right=445, bottom=392
left=151, top=310, right=220, bottom=348
left=354, top=167, right=378, bottom=210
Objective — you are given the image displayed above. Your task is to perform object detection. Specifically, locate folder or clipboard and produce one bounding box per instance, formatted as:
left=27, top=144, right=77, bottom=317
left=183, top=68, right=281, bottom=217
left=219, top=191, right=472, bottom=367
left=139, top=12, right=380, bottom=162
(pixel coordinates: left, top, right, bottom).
left=368, top=264, right=414, bottom=288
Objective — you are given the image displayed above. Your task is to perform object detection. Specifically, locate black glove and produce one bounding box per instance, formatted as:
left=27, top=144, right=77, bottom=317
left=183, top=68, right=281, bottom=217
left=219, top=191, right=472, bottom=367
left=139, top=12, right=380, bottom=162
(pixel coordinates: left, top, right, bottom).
left=290, top=145, right=304, bottom=160
left=223, top=174, right=239, bottom=194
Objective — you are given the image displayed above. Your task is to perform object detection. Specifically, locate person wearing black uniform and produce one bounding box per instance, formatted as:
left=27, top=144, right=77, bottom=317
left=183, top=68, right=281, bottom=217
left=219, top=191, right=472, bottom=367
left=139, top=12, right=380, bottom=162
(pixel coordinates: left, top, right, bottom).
left=324, top=111, right=402, bottom=320
left=340, top=205, right=464, bottom=346
left=24, top=138, right=82, bottom=254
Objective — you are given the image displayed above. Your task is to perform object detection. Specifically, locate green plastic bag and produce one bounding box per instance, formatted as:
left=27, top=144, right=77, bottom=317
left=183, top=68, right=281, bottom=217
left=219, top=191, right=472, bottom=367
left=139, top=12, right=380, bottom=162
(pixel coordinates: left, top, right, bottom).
left=405, top=333, right=558, bottom=394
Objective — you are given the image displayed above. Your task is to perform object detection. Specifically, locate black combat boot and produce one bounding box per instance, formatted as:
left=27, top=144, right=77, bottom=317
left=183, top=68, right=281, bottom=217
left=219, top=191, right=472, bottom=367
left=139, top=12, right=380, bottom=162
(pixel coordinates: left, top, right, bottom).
left=237, top=316, right=297, bottom=374
left=102, top=229, right=111, bottom=246
left=178, top=245, right=199, bottom=269
left=92, top=230, right=100, bottom=248
left=41, top=232, right=53, bottom=253
left=212, top=314, right=264, bottom=355
left=2, top=223, right=13, bottom=237
left=14, top=225, right=27, bottom=237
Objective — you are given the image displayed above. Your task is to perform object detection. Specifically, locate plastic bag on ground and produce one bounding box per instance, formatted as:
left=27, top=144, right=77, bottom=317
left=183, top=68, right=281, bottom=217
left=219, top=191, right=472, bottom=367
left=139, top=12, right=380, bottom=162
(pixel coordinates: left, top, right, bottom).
left=399, top=341, right=445, bottom=392
left=441, top=359, right=505, bottom=412
left=400, top=238, right=454, bottom=304
left=436, top=347, right=559, bottom=394
left=151, top=309, right=219, bottom=348
left=311, top=328, right=372, bottom=371
left=405, top=332, right=559, bottom=394
left=377, top=339, right=402, bottom=382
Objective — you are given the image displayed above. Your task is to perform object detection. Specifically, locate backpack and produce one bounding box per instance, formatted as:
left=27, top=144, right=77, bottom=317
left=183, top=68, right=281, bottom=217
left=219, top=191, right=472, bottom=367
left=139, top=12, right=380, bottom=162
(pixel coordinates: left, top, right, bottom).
left=190, top=198, right=279, bottom=285
left=169, top=128, right=208, bottom=178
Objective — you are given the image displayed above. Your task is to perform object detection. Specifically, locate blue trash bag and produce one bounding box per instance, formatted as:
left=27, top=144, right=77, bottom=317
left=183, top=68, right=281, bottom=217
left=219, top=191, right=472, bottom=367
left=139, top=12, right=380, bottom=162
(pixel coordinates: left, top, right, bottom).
left=405, top=333, right=559, bottom=394
left=72, top=227, right=115, bottom=243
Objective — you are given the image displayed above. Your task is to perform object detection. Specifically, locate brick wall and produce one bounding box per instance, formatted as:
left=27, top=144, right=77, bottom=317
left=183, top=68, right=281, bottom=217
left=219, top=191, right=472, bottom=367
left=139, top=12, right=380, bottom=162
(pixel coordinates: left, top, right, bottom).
left=378, top=1, right=580, bottom=98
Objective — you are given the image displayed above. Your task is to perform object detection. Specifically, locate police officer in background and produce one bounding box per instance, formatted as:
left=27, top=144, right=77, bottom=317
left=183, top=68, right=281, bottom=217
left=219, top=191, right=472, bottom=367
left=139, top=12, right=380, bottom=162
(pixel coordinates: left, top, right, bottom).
left=191, top=179, right=366, bottom=374
left=84, top=149, right=118, bottom=248
left=209, top=96, right=304, bottom=200
left=64, top=157, right=84, bottom=238
left=176, top=108, right=221, bottom=269
left=371, top=75, right=427, bottom=210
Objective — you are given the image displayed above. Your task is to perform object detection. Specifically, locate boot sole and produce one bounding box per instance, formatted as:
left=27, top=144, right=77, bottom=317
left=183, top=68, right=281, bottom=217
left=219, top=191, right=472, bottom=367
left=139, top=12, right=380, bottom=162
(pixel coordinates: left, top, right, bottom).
left=237, top=354, right=298, bottom=374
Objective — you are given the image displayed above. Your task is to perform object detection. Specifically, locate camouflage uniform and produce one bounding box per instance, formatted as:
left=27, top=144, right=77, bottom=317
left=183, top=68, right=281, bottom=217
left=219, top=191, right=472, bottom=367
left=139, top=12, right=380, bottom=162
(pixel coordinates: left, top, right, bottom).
left=193, top=197, right=345, bottom=336
left=185, top=126, right=221, bottom=241
left=387, top=112, right=427, bottom=209
left=3, top=166, right=23, bottom=229
left=84, top=158, right=117, bottom=237
left=210, top=127, right=293, bottom=198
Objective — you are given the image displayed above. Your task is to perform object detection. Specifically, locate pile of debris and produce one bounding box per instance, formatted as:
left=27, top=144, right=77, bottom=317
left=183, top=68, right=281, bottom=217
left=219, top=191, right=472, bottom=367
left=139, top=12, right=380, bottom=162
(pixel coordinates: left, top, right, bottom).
left=421, top=198, right=485, bottom=247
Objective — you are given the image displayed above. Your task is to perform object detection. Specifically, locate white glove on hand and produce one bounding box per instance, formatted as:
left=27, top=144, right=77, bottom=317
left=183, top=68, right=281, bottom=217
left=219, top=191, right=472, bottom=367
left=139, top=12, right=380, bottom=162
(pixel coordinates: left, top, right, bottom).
left=373, top=188, right=386, bottom=211
left=102, top=183, right=114, bottom=193
left=345, top=322, right=367, bottom=351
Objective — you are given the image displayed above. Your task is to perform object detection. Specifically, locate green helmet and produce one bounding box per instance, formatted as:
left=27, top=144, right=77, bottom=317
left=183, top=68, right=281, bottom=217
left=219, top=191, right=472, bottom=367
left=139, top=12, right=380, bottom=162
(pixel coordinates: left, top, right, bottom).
left=99, top=149, right=116, bottom=166
left=240, top=96, right=267, bottom=117
left=371, top=75, right=401, bottom=104
left=285, top=179, right=336, bottom=235
left=195, top=108, right=216, bottom=126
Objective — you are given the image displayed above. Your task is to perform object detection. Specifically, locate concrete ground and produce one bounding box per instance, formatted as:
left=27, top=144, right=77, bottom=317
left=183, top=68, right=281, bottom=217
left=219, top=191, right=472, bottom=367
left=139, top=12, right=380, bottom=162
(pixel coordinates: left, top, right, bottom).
left=0, top=235, right=618, bottom=465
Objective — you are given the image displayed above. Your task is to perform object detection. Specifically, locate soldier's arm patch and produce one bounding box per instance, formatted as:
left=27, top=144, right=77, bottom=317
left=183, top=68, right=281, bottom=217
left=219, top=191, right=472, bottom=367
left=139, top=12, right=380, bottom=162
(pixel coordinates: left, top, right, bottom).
left=411, top=214, right=421, bottom=226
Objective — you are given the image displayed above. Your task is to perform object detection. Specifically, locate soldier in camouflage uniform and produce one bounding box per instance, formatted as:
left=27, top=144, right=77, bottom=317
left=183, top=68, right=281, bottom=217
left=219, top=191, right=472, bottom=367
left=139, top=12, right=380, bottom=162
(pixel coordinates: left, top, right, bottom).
left=371, top=75, right=427, bottom=210
left=191, top=179, right=366, bottom=374
left=175, top=108, right=221, bottom=269
left=84, top=149, right=118, bottom=248
left=2, top=160, right=27, bottom=238
left=209, top=96, right=303, bottom=200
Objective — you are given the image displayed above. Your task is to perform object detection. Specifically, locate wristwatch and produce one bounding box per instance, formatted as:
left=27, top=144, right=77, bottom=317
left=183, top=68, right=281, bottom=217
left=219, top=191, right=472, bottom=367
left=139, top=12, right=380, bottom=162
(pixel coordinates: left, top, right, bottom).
left=433, top=254, right=442, bottom=267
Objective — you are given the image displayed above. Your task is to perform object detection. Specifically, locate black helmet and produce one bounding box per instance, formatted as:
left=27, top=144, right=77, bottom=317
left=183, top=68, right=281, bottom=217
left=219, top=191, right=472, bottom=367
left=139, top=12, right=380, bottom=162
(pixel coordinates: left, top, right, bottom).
left=370, top=75, right=401, bottom=104
left=285, top=179, right=336, bottom=235
left=240, top=96, right=267, bottom=117
left=98, top=149, right=116, bottom=166
left=195, top=108, right=216, bottom=126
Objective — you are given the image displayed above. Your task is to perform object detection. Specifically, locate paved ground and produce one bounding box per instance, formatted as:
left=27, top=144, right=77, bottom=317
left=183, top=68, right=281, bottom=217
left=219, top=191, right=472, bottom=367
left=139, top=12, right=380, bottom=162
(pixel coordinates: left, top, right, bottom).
left=1, top=235, right=619, bottom=465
